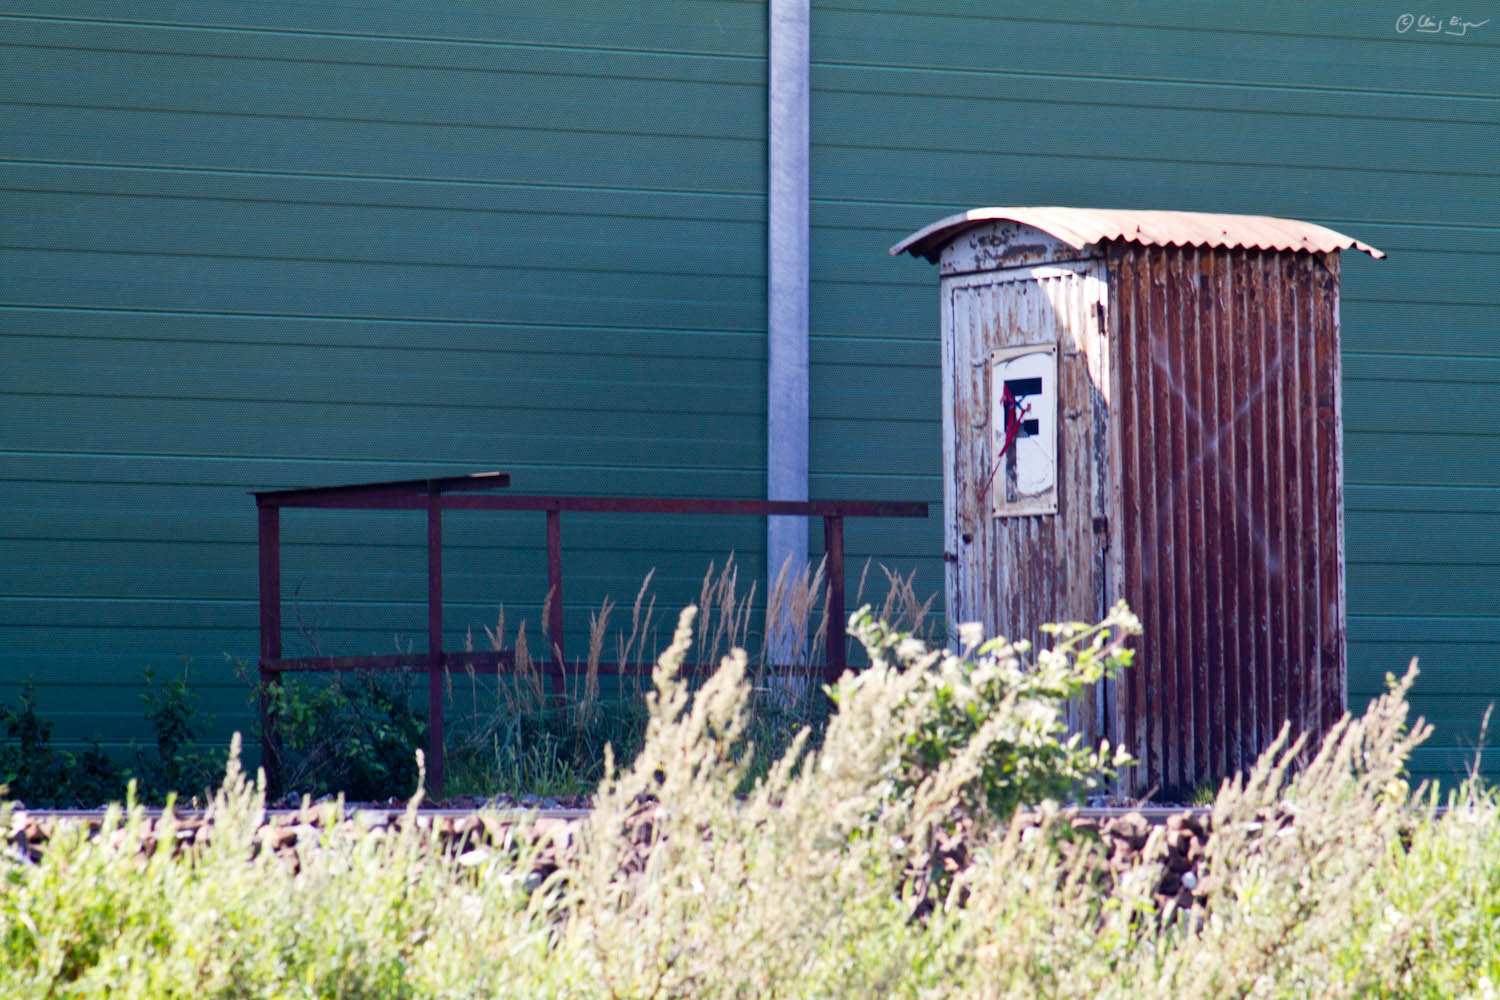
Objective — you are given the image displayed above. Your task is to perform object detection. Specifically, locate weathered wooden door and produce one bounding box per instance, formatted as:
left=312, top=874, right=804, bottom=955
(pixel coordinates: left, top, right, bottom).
left=940, top=260, right=1112, bottom=722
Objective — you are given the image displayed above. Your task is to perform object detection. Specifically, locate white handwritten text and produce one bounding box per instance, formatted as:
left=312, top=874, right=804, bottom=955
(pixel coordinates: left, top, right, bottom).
left=1396, top=13, right=1490, bottom=35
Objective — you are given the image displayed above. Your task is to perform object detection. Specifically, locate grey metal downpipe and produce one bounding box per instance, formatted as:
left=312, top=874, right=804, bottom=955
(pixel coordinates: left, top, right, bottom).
left=766, top=0, right=810, bottom=655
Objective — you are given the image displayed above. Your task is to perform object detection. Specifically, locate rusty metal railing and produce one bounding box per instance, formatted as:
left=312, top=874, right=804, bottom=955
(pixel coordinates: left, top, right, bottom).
left=253, top=472, right=927, bottom=794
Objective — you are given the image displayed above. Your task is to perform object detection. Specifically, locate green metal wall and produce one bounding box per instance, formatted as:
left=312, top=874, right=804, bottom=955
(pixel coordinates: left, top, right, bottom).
left=808, top=0, right=1500, bottom=787
left=3, top=1, right=1497, bottom=789
left=0, top=2, right=773, bottom=755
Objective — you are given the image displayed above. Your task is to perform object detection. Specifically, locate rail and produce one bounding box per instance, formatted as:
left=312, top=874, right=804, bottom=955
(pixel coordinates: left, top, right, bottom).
left=253, top=472, right=928, bottom=794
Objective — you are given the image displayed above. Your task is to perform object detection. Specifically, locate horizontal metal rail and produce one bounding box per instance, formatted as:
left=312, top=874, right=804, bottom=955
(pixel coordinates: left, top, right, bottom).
left=253, top=471, right=510, bottom=503
left=253, top=472, right=927, bottom=796
left=262, top=651, right=721, bottom=677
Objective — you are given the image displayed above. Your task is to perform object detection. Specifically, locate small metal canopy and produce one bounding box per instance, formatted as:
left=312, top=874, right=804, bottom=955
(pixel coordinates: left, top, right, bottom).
left=889, top=206, right=1385, bottom=263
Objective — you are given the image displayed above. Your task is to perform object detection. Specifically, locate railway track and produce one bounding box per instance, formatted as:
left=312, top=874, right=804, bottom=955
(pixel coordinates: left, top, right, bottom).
left=6, top=803, right=1205, bottom=828
left=0, top=801, right=1318, bottom=917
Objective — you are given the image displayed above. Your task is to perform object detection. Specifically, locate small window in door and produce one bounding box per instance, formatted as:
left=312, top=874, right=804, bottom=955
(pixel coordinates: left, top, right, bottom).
left=988, top=343, right=1057, bottom=516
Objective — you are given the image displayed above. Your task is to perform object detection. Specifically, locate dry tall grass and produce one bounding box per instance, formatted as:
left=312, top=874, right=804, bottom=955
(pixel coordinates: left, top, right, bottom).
left=12, top=605, right=1494, bottom=998
left=443, top=555, right=938, bottom=796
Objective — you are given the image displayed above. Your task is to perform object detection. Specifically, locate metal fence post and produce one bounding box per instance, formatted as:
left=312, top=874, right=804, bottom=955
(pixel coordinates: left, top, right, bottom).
left=256, top=502, right=284, bottom=794
left=823, top=514, right=846, bottom=680
left=426, top=487, right=445, bottom=796
left=546, top=507, right=566, bottom=700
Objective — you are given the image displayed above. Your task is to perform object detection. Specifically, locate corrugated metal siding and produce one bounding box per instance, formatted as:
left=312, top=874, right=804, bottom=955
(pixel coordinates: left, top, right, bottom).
left=0, top=2, right=769, bottom=751
left=816, top=1, right=1500, bottom=787
left=1109, top=245, right=1345, bottom=795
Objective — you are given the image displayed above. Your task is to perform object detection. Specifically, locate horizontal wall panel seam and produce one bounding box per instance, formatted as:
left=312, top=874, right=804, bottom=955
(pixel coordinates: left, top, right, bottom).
left=0, top=14, right=768, bottom=62
left=807, top=63, right=1499, bottom=104
left=0, top=244, right=767, bottom=281
left=1348, top=297, right=1499, bottom=308
left=0, top=188, right=766, bottom=224
left=0, top=306, right=771, bottom=338
left=1, top=39, right=769, bottom=82
left=808, top=1, right=1453, bottom=38
left=1349, top=483, right=1500, bottom=494
left=806, top=143, right=1500, bottom=180
left=0, top=302, right=769, bottom=333
left=1347, top=354, right=1500, bottom=366
left=0, top=393, right=767, bottom=420
left=0, top=160, right=771, bottom=211
left=809, top=81, right=1500, bottom=128
left=0, top=450, right=770, bottom=471
left=1, top=3, right=1469, bottom=47
left=1, top=99, right=766, bottom=144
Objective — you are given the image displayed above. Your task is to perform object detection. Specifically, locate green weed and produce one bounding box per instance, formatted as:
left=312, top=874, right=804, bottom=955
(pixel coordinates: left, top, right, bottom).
left=0, top=680, right=123, bottom=808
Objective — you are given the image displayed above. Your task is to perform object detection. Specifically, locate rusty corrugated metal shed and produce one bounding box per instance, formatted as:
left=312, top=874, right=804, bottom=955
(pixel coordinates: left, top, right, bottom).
left=899, top=208, right=1382, bottom=796
left=890, top=207, right=1385, bottom=263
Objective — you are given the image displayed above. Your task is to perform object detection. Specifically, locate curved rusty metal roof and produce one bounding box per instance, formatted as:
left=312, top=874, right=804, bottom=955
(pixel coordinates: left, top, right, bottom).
left=889, top=207, right=1385, bottom=263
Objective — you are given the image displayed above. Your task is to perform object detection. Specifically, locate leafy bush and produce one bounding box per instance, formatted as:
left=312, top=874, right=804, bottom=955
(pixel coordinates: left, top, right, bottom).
left=138, top=664, right=225, bottom=801
left=262, top=670, right=426, bottom=801
left=0, top=680, right=123, bottom=808
left=0, top=665, right=231, bottom=807
left=853, top=604, right=1136, bottom=822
